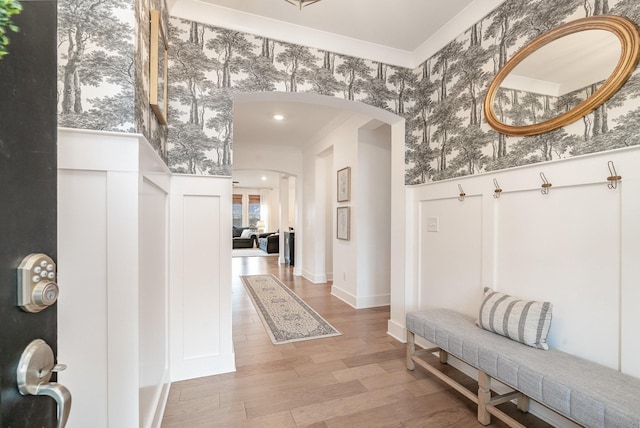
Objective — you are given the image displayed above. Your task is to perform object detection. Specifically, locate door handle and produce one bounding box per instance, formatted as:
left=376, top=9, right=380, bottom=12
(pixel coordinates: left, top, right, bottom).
left=17, top=339, right=71, bottom=428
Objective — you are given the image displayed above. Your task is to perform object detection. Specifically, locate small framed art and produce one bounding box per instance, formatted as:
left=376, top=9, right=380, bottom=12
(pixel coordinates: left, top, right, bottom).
left=337, top=166, right=350, bottom=202
left=337, top=206, right=350, bottom=240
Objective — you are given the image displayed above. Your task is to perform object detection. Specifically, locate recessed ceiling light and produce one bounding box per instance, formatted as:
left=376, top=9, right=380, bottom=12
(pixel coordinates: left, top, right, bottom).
left=261, top=176, right=267, bottom=181
left=273, top=114, right=284, bottom=121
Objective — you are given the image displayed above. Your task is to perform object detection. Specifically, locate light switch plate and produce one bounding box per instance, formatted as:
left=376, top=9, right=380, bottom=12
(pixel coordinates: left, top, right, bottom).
left=427, top=216, right=439, bottom=232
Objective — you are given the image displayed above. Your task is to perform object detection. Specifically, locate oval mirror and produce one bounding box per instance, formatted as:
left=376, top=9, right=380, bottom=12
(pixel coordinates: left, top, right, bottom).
left=484, top=15, right=640, bottom=136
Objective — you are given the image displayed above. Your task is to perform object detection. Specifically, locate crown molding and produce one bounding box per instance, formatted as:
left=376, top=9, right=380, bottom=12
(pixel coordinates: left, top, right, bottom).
left=170, top=0, right=505, bottom=69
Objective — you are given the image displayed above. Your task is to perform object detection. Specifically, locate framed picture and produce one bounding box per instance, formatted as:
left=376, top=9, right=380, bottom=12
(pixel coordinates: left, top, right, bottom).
left=150, top=10, right=168, bottom=126
left=337, top=166, right=351, bottom=202
left=337, top=206, right=350, bottom=240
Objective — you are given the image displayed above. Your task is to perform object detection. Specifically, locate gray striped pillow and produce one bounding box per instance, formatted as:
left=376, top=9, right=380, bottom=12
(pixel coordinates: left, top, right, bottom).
left=477, top=287, right=553, bottom=350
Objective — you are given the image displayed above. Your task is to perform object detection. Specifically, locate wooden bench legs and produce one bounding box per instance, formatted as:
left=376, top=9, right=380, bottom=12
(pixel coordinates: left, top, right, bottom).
left=406, top=330, right=416, bottom=370
left=406, top=330, right=530, bottom=427
left=478, top=370, right=492, bottom=425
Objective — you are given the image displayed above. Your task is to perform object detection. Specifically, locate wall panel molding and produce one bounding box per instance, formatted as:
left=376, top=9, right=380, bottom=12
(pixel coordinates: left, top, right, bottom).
left=407, top=146, right=640, bottom=378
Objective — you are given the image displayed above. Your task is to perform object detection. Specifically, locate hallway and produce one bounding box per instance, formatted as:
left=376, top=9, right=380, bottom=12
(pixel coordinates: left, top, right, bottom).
left=161, top=256, right=549, bottom=427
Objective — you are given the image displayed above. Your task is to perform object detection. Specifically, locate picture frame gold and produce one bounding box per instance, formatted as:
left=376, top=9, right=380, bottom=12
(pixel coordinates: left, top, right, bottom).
left=484, top=15, right=640, bottom=136
left=337, top=206, right=350, bottom=240
left=337, top=166, right=351, bottom=202
left=150, top=10, right=168, bottom=126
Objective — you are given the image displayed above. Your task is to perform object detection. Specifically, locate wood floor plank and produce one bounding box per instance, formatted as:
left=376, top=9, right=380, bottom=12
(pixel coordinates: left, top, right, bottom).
left=289, top=385, right=409, bottom=426
left=321, top=390, right=468, bottom=428
left=162, top=256, right=552, bottom=427
left=330, top=363, right=387, bottom=383
left=245, top=379, right=367, bottom=419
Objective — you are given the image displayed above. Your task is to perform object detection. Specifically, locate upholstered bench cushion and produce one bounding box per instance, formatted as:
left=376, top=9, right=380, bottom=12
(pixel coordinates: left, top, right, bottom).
left=407, top=309, right=640, bottom=428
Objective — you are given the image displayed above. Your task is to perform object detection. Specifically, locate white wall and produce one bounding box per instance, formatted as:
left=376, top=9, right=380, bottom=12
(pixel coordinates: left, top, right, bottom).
left=356, top=124, right=391, bottom=308
left=299, top=115, right=394, bottom=309
left=262, top=187, right=279, bottom=232
left=301, top=115, right=363, bottom=288
left=323, top=149, right=334, bottom=281
left=330, top=118, right=359, bottom=304
left=278, top=176, right=290, bottom=264
left=57, top=128, right=171, bottom=428
left=288, top=176, right=296, bottom=230
left=405, top=146, right=640, bottom=377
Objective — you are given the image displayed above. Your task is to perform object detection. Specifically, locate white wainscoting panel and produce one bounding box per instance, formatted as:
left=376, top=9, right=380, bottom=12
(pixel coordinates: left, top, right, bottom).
left=495, top=184, right=620, bottom=368
left=169, top=175, right=235, bottom=381
left=58, top=169, right=109, bottom=426
left=57, top=128, right=171, bottom=428
left=183, top=195, right=222, bottom=357
left=406, top=145, right=640, bottom=380
left=139, top=177, right=170, bottom=428
left=620, top=172, right=640, bottom=377
left=419, top=195, right=483, bottom=317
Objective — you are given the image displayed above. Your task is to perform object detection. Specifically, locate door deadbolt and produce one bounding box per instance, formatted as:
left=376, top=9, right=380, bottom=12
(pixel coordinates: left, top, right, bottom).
left=17, top=253, right=59, bottom=313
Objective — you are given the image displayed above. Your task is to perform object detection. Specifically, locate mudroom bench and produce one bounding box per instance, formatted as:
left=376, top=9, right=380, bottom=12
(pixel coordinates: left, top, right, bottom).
left=406, top=308, right=640, bottom=428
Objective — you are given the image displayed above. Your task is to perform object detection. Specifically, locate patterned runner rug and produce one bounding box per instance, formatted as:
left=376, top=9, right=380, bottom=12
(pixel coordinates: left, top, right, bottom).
left=240, top=274, right=341, bottom=344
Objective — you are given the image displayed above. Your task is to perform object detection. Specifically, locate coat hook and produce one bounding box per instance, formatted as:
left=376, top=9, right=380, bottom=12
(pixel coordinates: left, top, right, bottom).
left=493, top=178, right=502, bottom=199
left=607, top=161, right=622, bottom=189
left=540, top=172, right=552, bottom=195
left=458, top=184, right=466, bottom=201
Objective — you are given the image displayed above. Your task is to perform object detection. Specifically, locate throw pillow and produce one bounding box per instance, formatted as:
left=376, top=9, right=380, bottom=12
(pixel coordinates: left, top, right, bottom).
left=477, top=287, right=553, bottom=350
left=240, top=229, right=252, bottom=238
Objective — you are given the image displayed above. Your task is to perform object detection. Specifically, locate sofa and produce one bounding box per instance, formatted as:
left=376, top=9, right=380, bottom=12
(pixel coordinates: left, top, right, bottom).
left=257, top=232, right=279, bottom=253
left=232, top=226, right=257, bottom=249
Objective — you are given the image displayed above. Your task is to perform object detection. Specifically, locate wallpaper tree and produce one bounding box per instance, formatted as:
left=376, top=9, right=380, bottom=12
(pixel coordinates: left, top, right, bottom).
left=55, top=0, right=640, bottom=184
left=405, top=0, right=640, bottom=184
left=167, top=18, right=410, bottom=175
left=58, top=0, right=134, bottom=130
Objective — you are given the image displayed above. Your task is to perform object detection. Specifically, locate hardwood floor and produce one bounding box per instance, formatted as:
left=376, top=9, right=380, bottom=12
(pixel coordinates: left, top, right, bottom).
left=161, top=256, right=551, bottom=427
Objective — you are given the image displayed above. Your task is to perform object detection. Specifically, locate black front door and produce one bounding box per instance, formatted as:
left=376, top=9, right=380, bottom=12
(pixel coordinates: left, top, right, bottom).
left=0, top=1, right=59, bottom=426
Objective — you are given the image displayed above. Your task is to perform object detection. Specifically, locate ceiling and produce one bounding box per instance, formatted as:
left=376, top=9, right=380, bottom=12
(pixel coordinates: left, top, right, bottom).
left=169, top=0, right=505, bottom=68
left=232, top=169, right=282, bottom=190
left=233, top=99, right=351, bottom=148
left=231, top=97, right=354, bottom=188
left=183, top=0, right=476, bottom=52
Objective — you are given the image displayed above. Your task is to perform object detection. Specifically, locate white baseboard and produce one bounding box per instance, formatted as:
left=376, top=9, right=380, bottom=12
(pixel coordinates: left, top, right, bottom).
left=149, top=382, right=171, bottom=428
left=331, top=286, right=390, bottom=309
left=357, top=293, right=390, bottom=308
left=301, top=269, right=328, bottom=284
left=331, top=285, right=357, bottom=308
left=387, top=319, right=406, bottom=343
left=170, top=352, right=236, bottom=383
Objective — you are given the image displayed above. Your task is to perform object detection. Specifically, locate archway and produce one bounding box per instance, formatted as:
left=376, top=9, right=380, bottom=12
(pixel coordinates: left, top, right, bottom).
left=231, top=92, right=407, bottom=338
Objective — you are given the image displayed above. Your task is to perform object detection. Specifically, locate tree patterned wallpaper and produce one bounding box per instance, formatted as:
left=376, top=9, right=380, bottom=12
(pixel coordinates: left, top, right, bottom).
left=57, top=0, right=168, bottom=158
left=56, top=0, right=640, bottom=183
left=166, top=18, right=412, bottom=176
left=406, top=0, right=640, bottom=184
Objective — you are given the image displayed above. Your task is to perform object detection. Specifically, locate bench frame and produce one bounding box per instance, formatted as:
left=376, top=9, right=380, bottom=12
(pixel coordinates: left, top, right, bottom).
left=407, top=330, right=530, bottom=428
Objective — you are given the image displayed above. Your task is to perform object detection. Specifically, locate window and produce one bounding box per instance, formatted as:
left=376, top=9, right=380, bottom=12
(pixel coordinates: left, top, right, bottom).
left=232, top=193, right=261, bottom=228
left=248, top=194, right=261, bottom=228
left=232, top=194, right=242, bottom=227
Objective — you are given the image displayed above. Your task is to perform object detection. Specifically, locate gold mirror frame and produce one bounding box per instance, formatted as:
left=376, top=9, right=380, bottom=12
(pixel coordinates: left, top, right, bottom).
left=484, top=15, right=640, bottom=137
left=150, top=10, right=168, bottom=126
